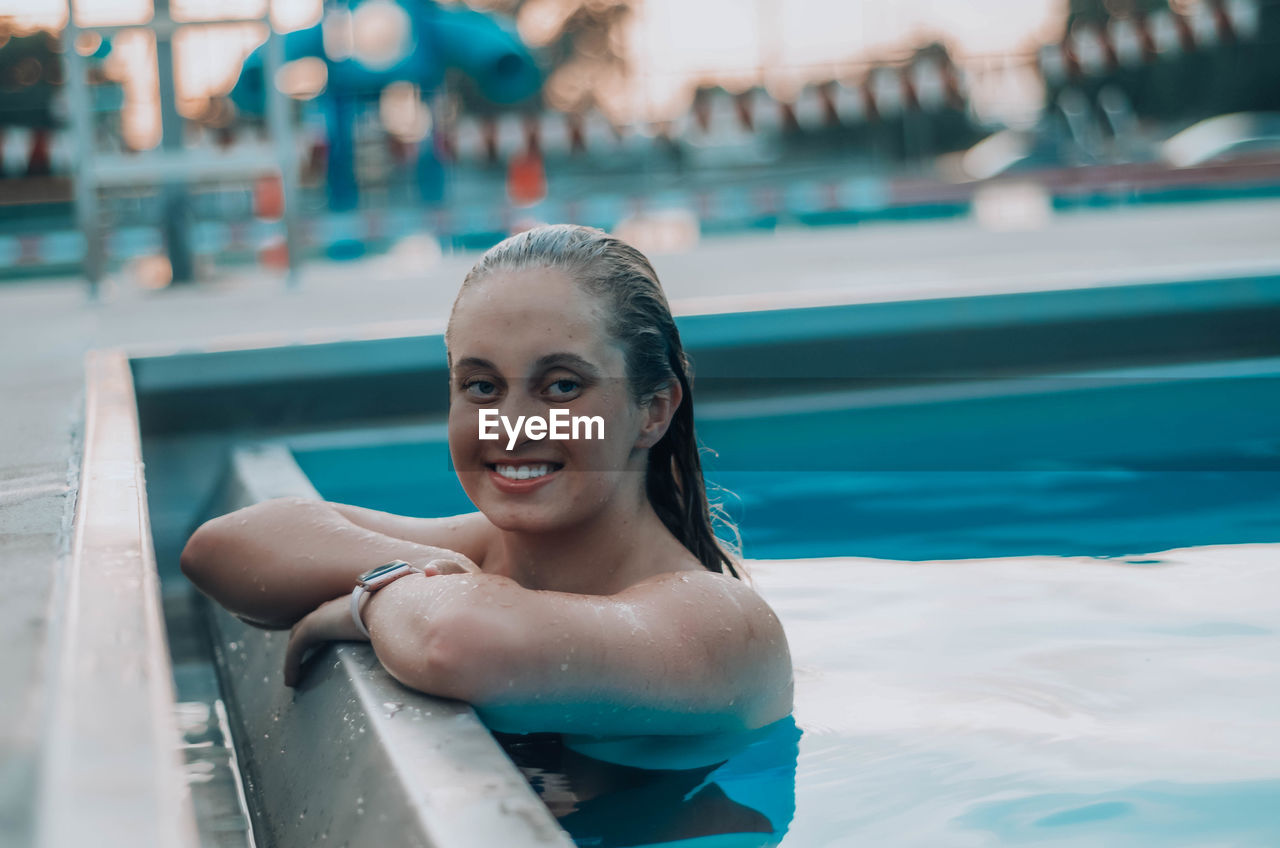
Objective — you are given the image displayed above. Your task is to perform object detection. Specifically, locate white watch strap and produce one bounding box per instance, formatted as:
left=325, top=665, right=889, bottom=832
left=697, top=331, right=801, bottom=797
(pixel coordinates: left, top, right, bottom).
left=350, top=585, right=372, bottom=639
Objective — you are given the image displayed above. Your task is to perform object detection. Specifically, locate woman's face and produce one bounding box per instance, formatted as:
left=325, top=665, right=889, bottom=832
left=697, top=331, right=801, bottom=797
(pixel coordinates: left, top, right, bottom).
left=446, top=265, right=665, bottom=533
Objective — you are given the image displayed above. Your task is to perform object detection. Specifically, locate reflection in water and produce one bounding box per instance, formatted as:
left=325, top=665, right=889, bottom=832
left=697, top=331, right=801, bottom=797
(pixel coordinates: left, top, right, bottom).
left=495, top=716, right=801, bottom=848
left=957, top=781, right=1280, bottom=844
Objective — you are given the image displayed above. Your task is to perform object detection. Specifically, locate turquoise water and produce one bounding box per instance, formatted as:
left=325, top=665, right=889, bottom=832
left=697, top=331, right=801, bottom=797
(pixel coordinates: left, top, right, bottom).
left=293, top=361, right=1280, bottom=846
left=296, top=363, right=1280, bottom=560
left=296, top=461, right=1280, bottom=564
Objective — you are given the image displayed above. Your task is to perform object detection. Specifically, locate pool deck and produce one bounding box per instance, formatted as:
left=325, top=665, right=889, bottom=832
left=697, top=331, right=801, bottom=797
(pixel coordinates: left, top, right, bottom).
left=3, top=197, right=1280, bottom=843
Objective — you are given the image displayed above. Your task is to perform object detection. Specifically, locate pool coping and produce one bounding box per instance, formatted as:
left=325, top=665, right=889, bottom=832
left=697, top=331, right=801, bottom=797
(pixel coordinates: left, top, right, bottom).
left=130, top=269, right=1280, bottom=391
left=35, top=350, right=199, bottom=847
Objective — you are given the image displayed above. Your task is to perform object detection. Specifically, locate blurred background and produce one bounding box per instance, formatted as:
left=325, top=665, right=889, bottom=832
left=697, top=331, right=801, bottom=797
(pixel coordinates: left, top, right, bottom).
left=0, top=0, right=1278, bottom=285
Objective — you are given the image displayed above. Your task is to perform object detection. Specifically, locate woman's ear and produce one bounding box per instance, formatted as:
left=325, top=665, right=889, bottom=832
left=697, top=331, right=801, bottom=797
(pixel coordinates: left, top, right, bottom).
left=634, top=379, right=683, bottom=449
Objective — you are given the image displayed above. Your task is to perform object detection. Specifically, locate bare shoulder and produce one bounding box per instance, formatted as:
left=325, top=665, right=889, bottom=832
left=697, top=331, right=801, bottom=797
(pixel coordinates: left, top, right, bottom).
left=611, top=567, right=792, bottom=727
left=326, top=501, right=497, bottom=564
left=621, top=568, right=787, bottom=641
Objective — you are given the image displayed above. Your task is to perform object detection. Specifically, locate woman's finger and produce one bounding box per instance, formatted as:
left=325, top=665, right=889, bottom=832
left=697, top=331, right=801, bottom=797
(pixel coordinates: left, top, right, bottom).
left=425, top=557, right=475, bottom=576
left=284, top=615, right=313, bottom=687
left=421, top=546, right=480, bottom=574
left=283, top=596, right=369, bottom=686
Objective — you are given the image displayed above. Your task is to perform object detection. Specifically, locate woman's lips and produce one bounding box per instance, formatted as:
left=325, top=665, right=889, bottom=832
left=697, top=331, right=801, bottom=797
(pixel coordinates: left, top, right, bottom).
left=485, top=461, right=563, bottom=494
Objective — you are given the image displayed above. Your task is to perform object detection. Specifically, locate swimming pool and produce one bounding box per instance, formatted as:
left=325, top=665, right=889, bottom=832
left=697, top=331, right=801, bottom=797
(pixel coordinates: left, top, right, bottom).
left=290, top=356, right=1280, bottom=847
left=119, top=268, right=1280, bottom=846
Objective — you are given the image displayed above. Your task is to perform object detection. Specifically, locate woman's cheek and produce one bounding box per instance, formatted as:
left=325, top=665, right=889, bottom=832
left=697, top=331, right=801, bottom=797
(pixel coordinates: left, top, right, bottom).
left=448, top=406, right=482, bottom=467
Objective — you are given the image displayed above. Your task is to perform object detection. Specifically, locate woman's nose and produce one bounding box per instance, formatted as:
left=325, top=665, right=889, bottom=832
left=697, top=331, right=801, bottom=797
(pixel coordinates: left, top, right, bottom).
left=498, top=389, right=544, bottom=422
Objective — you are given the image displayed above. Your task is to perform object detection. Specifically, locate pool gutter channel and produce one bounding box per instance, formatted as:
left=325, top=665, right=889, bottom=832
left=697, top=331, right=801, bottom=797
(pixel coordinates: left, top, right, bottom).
left=36, top=351, right=199, bottom=847
left=205, top=444, right=573, bottom=848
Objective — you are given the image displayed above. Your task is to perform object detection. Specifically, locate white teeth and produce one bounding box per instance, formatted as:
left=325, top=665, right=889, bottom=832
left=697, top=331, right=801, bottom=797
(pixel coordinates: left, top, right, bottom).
left=495, top=464, right=551, bottom=480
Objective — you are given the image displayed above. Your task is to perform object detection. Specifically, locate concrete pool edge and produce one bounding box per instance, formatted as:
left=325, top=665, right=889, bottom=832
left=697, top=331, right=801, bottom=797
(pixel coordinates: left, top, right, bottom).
left=205, top=443, right=572, bottom=848
left=129, top=269, right=1280, bottom=436
left=35, top=350, right=199, bottom=847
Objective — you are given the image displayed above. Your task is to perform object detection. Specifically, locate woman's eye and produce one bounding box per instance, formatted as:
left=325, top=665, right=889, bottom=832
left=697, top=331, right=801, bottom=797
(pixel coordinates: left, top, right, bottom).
left=546, top=378, right=581, bottom=399
left=464, top=379, right=498, bottom=399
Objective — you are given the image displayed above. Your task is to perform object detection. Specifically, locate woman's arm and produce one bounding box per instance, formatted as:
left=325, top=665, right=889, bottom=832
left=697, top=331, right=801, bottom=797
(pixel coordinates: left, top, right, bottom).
left=362, top=569, right=794, bottom=736
left=180, top=497, right=480, bottom=628
left=327, top=502, right=491, bottom=557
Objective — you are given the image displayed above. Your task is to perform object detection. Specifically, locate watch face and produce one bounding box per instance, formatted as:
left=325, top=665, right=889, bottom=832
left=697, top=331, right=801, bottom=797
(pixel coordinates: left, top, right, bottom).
left=358, top=560, right=412, bottom=587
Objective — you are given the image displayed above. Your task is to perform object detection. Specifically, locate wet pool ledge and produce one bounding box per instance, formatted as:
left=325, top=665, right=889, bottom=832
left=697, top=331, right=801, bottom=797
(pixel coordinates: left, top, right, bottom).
left=202, top=443, right=571, bottom=848
left=36, top=352, right=199, bottom=847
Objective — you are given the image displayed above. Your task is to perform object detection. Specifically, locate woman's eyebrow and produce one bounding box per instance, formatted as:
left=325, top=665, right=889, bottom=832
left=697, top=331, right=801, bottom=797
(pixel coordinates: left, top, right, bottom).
left=453, top=356, right=497, bottom=372
left=531, top=352, right=601, bottom=377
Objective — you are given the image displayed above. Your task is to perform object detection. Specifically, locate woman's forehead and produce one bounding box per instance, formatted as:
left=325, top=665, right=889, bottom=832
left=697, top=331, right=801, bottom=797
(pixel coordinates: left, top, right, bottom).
left=448, top=266, right=621, bottom=369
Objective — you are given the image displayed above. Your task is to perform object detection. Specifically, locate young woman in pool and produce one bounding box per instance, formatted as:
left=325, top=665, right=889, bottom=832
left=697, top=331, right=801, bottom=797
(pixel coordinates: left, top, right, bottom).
left=181, top=224, right=794, bottom=737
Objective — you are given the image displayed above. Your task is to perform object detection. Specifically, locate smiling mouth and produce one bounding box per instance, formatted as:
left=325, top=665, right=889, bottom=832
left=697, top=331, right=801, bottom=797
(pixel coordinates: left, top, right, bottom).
left=485, top=462, right=565, bottom=480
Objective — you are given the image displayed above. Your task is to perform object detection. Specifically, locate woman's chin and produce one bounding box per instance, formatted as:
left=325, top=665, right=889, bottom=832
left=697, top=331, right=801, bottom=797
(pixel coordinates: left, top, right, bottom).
left=485, top=510, right=572, bottom=535
left=475, top=497, right=575, bottom=534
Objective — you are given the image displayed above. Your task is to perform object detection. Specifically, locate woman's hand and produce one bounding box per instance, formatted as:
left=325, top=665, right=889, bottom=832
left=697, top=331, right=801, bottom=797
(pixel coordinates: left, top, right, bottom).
left=284, top=595, right=365, bottom=687
left=416, top=552, right=482, bottom=576
left=283, top=558, right=477, bottom=686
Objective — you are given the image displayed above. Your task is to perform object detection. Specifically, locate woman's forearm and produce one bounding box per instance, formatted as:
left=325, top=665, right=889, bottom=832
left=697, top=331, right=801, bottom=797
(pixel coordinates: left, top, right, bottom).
left=180, top=497, right=473, bottom=627
left=361, top=570, right=520, bottom=702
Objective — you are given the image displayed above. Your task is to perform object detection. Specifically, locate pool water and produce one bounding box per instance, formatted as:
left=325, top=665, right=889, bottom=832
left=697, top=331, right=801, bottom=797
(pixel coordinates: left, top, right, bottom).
left=492, top=718, right=803, bottom=847
left=292, top=360, right=1280, bottom=846
left=746, top=553, right=1280, bottom=848
left=296, top=360, right=1280, bottom=560
left=294, top=458, right=1280, bottom=562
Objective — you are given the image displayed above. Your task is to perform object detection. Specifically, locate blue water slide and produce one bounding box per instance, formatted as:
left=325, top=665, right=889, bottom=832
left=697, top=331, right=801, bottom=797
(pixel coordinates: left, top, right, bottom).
left=229, top=0, right=541, bottom=113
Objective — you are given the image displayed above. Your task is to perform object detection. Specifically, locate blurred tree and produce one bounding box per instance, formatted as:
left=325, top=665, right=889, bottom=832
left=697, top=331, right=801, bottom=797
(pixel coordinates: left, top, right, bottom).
left=444, top=0, right=633, bottom=117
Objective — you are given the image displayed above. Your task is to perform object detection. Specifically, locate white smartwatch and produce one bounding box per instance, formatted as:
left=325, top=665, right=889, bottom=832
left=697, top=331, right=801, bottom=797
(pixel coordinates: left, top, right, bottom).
left=350, top=560, right=418, bottom=638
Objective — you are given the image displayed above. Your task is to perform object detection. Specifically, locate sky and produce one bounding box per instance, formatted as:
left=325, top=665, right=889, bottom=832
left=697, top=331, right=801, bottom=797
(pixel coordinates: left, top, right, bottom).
left=1, top=0, right=1065, bottom=145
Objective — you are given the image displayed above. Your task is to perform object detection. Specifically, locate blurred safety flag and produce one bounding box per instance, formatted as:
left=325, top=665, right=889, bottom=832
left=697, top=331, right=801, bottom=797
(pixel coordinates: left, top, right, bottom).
left=506, top=148, right=547, bottom=206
